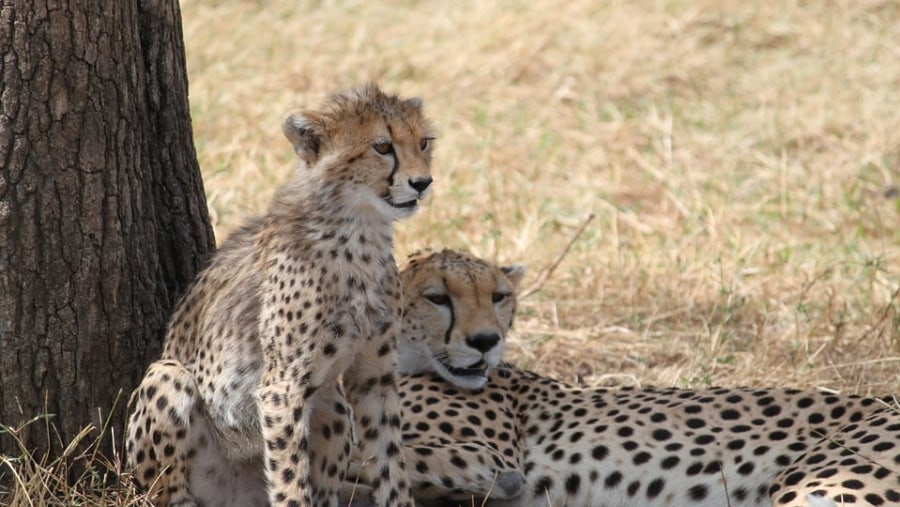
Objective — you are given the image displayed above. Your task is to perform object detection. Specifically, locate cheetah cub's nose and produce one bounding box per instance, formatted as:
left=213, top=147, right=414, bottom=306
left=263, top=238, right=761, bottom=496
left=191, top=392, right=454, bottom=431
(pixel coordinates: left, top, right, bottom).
left=409, top=176, right=433, bottom=194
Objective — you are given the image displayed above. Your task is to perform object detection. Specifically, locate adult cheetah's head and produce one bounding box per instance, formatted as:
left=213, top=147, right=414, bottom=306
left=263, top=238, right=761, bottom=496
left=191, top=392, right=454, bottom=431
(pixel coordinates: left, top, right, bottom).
left=281, top=83, right=435, bottom=221
left=397, top=249, right=525, bottom=390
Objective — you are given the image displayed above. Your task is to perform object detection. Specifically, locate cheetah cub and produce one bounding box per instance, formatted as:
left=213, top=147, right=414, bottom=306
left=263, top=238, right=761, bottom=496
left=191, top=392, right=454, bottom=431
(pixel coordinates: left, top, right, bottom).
left=126, top=84, right=433, bottom=507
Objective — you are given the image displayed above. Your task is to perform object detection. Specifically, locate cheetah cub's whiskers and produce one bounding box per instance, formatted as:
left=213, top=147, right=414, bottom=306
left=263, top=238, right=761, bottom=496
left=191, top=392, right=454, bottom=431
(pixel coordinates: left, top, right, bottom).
left=126, top=84, right=432, bottom=507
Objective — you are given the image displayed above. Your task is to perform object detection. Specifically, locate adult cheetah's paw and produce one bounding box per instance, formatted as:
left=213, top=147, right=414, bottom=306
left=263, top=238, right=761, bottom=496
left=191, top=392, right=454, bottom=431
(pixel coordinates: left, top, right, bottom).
left=806, top=494, right=838, bottom=507
left=491, top=470, right=525, bottom=500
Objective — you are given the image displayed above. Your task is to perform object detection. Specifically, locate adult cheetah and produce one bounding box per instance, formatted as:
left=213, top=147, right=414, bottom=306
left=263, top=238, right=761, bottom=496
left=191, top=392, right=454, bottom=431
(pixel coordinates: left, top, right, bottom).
left=365, top=249, right=900, bottom=507
left=342, top=249, right=527, bottom=503
left=126, top=84, right=433, bottom=507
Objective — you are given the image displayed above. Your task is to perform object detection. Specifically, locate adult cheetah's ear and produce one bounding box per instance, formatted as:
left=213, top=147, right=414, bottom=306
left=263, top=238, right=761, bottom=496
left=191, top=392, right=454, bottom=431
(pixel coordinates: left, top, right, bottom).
left=282, top=111, right=325, bottom=166
left=501, top=265, right=525, bottom=289
left=406, top=248, right=435, bottom=261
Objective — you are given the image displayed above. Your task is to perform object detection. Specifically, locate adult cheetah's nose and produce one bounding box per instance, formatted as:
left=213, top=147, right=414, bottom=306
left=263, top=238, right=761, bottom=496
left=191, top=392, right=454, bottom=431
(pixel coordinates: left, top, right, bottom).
left=466, top=333, right=500, bottom=353
left=409, top=176, right=433, bottom=193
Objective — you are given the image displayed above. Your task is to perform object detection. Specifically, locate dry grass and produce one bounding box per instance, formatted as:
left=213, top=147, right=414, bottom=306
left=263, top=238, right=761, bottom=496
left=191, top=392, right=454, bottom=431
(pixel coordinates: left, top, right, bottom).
left=0, top=402, right=150, bottom=506
left=5, top=0, right=900, bottom=504
left=186, top=0, right=899, bottom=394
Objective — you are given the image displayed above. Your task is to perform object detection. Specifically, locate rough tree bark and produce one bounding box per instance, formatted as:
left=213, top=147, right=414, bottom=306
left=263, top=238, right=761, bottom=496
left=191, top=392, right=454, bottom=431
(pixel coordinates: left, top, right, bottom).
left=0, top=0, right=215, bottom=457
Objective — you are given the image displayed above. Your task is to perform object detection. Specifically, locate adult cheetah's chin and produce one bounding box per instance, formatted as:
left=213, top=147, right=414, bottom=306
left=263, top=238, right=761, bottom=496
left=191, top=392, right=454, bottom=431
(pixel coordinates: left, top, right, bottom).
left=432, top=356, right=490, bottom=391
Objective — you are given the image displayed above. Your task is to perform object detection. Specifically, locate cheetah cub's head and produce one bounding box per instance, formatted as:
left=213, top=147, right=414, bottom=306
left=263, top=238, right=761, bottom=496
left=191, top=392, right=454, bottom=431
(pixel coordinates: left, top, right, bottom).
left=398, top=249, right=525, bottom=390
left=282, top=83, right=435, bottom=221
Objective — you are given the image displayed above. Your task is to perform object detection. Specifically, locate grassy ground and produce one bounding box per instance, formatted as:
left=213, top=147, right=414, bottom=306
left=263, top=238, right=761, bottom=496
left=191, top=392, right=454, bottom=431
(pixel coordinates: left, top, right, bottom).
left=4, top=0, right=899, bottom=504
left=188, top=0, right=899, bottom=394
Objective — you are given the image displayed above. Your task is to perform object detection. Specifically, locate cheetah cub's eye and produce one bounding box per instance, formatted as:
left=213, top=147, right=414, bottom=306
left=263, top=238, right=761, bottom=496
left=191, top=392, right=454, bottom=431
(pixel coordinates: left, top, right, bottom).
left=420, top=137, right=434, bottom=151
left=425, top=293, right=450, bottom=306
left=373, top=140, right=393, bottom=155
left=492, top=292, right=509, bottom=303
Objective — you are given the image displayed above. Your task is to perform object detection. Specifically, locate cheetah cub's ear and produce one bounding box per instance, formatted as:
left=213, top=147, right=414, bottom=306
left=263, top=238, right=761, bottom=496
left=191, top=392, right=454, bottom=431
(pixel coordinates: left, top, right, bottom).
left=406, top=96, right=423, bottom=110
left=282, top=111, right=326, bottom=166
left=501, top=264, right=526, bottom=288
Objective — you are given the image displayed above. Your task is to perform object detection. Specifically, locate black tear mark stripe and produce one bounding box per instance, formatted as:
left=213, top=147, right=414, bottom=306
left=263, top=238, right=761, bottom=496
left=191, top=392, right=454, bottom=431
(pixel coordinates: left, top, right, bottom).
left=386, top=123, right=400, bottom=185
left=442, top=276, right=454, bottom=344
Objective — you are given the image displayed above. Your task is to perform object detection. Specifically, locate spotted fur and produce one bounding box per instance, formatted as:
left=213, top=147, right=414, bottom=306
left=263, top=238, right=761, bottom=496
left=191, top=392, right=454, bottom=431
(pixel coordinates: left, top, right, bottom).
left=126, top=84, right=434, bottom=507
left=344, top=249, right=527, bottom=503
left=383, top=249, right=900, bottom=507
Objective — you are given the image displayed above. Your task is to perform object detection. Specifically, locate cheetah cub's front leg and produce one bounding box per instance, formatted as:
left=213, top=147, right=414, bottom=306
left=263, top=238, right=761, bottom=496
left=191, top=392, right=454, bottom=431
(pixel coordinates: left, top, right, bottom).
left=257, top=84, right=434, bottom=507
left=341, top=294, right=409, bottom=504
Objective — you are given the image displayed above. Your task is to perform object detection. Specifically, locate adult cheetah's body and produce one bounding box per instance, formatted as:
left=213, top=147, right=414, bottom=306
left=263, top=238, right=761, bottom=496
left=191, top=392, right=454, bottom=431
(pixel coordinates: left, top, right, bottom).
left=385, top=249, right=900, bottom=507
left=401, top=367, right=899, bottom=507
left=126, top=84, right=434, bottom=507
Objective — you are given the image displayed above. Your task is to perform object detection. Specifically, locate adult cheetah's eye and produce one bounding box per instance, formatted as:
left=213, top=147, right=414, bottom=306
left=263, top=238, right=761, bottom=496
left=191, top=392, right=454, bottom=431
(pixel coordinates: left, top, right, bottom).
left=420, top=137, right=433, bottom=151
left=373, top=141, right=393, bottom=155
left=492, top=292, right=509, bottom=303
left=425, top=293, right=450, bottom=306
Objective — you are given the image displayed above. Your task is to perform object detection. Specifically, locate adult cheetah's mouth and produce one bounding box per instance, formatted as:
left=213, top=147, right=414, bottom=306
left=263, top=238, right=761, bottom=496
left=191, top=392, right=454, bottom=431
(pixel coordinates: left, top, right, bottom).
left=444, top=360, right=488, bottom=377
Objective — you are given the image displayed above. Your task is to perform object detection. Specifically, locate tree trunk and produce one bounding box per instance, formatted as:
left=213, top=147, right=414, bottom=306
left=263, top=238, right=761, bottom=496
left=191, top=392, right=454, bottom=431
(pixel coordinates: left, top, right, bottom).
left=0, top=0, right=214, bottom=458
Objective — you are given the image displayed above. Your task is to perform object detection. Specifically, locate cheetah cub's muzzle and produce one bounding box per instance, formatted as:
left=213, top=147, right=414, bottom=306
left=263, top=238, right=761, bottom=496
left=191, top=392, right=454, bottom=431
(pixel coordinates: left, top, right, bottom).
left=376, top=125, right=435, bottom=219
